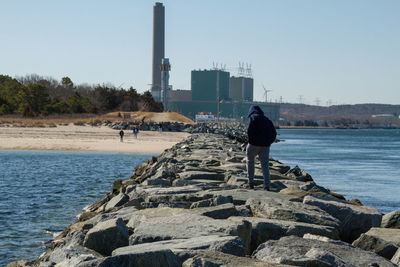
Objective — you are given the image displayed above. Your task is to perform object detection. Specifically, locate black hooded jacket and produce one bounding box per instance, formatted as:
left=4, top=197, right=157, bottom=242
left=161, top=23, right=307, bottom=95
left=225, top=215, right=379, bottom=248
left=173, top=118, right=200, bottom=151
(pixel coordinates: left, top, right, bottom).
left=247, top=105, right=277, bottom=146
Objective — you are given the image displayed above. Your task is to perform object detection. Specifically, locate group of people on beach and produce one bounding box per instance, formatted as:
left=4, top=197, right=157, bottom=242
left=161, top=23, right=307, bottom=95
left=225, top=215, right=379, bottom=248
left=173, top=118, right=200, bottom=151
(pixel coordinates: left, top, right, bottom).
left=119, top=126, right=139, bottom=142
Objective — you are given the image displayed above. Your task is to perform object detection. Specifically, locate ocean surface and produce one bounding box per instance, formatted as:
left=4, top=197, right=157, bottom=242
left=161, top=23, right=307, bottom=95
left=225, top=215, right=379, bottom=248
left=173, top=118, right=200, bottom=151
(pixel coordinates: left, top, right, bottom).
left=0, top=129, right=399, bottom=265
left=271, top=128, right=400, bottom=214
left=0, top=151, right=152, bottom=266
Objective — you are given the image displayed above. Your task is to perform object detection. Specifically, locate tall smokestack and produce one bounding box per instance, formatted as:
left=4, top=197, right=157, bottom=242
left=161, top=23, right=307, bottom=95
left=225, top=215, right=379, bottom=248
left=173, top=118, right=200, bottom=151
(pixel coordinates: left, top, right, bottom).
left=151, top=2, right=165, bottom=102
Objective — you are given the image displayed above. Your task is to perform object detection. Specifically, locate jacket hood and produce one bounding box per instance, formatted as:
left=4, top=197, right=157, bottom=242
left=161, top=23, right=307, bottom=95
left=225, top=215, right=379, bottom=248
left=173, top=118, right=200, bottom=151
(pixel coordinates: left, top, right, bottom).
left=248, top=105, right=264, bottom=117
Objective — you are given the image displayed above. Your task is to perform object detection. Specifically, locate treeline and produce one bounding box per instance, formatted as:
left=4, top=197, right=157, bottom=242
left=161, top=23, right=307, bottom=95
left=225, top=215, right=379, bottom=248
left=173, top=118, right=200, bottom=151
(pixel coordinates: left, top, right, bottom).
left=0, top=74, right=163, bottom=117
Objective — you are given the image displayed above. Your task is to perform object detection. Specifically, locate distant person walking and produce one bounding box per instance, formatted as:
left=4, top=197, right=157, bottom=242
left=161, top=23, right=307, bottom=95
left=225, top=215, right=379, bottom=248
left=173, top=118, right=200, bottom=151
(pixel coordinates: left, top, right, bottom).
left=158, top=123, right=162, bottom=133
left=244, top=105, right=276, bottom=190
left=119, top=129, right=124, bottom=142
left=133, top=126, right=139, bottom=139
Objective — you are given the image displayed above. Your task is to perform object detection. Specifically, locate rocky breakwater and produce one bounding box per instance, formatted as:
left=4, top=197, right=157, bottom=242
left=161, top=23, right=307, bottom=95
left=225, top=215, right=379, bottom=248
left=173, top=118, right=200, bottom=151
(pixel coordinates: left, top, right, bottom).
left=111, top=121, right=249, bottom=142
left=8, top=131, right=400, bottom=266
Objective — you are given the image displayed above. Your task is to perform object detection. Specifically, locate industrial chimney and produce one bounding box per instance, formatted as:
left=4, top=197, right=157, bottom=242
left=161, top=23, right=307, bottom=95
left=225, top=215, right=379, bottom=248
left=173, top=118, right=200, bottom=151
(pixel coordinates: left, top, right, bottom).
left=151, top=2, right=165, bottom=102
left=160, top=58, right=171, bottom=111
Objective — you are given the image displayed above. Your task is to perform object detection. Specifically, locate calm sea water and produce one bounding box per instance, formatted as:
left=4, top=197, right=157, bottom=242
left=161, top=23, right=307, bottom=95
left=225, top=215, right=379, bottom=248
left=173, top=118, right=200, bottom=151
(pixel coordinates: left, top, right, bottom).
left=0, top=151, right=152, bottom=266
left=271, top=129, right=400, bottom=214
left=1, top=129, right=399, bottom=265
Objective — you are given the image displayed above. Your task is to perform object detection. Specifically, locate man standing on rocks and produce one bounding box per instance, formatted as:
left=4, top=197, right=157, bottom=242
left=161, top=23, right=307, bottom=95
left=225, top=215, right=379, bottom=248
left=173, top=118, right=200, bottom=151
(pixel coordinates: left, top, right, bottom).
left=244, top=105, right=276, bottom=190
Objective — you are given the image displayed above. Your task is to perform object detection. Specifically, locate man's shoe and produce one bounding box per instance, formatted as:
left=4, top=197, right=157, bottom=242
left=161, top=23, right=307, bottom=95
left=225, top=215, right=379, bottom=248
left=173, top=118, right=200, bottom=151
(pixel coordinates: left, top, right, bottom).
left=243, top=183, right=254, bottom=189
left=264, top=186, right=270, bottom=191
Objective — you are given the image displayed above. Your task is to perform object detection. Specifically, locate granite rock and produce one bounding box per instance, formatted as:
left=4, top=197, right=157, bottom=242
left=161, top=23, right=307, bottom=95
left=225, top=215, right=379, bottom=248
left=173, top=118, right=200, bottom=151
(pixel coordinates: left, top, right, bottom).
left=83, top=218, right=129, bottom=256
left=253, top=235, right=396, bottom=266
left=381, top=211, right=400, bottom=229
left=303, top=195, right=382, bottom=242
left=352, top=227, right=400, bottom=260
left=247, top=197, right=341, bottom=228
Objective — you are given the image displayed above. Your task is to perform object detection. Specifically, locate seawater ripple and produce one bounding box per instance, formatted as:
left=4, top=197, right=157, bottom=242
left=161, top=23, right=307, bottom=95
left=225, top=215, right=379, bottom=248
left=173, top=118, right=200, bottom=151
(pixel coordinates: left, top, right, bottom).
left=0, top=151, right=151, bottom=266
left=271, top=129, right=400, bottom=214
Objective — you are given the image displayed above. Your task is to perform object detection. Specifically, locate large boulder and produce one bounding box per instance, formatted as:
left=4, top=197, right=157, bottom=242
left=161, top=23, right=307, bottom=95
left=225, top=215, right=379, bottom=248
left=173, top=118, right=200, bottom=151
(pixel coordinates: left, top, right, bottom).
left=39, top=230, right=103, bottom=266
left=246, top=197, right=341, bottom=228
left=352, top=227, right=400, bottom=260
left=381, top=211, right=400, bottom=229
left=303, top=195, right=382, bottom=242
left=253, top=235, right=396, bottom=266
left=104, top=193, right=129, bottom=211
left=128, top=212, right=252, bottom=252
left=114, top=235, right=246, bottom=260
left=83, top=218, right=129, bottom=256
left=229, top=216, right=339, bottom=253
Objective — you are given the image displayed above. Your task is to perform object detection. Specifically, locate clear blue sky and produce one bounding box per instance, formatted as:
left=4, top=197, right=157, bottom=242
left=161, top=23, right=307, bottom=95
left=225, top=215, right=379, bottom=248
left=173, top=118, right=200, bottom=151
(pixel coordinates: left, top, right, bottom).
left=1, top=0, right=399, bottom=105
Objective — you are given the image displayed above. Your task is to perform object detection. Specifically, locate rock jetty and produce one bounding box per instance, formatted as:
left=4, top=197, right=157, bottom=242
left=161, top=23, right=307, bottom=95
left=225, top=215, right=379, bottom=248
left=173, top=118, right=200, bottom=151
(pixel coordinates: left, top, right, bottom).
left=8, top=125, right=400, bottom=266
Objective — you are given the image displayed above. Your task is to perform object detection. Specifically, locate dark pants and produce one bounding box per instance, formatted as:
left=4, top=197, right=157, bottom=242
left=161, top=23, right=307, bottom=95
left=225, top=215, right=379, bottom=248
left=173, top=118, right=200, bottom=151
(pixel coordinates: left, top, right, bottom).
left=246, top=144, right=270, bottom=188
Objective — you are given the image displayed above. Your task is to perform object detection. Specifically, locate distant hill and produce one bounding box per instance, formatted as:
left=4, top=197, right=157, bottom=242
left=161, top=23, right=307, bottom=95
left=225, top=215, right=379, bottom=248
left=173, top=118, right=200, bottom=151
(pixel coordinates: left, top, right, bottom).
left=279, top=103, right=400, bottom=127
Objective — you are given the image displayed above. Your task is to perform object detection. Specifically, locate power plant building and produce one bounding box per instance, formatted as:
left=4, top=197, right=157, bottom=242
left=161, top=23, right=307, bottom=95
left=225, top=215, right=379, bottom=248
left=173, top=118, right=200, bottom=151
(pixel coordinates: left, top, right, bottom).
left=191, top=70, right=230, bottom=101
left=169, top=69, right=279, bottom=121
left=229, top=76, right=253, bottom=102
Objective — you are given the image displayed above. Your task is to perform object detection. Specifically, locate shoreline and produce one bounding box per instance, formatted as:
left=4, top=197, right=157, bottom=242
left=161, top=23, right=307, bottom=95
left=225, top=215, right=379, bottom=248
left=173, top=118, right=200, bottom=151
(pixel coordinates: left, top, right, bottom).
left=0, top=125, right=190, bottom=154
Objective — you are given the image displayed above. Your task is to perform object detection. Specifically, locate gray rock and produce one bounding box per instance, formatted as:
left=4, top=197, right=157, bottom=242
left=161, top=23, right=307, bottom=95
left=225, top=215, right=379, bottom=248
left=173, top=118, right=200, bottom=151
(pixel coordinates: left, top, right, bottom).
left=391, top=248, right=400, bottom=265
left=304, top=247, right=347, bottom=266
left=83, top=206, right=139, bottom=230
left=246, top=197, right=341, bottom=228
left=143, top=177, right=172, bottom=186
left=97, top=247, right=181, bottom=267
left=199, top=189, right=296, bottom=205
left=219, top=163, right=247, bottom=171
left=269, top=162, right=291, bottom=174
left=40, top=230, right=103, bottom=266
left=299, top=181, right=331, bottom=194
left=129, top=213, right=252, bottom=252
left=123, top=197, right=143, bottom=209
left=182, top=250, right=272, bottom=267
left=50, top=253, right=101, bottom=267
left=114, top=235, right=246, bottom=259
left=229, top=216, right=339, bottom=253
left=253, top=235, right=396, bottom=266
left=83, top=218, right=129, bottom=256
left=190, top=195, right=233, bottom=209
left=285, top=165, right=313, bottom=182
left=236, top=205, right=253, bottom=217
left=178, top=171, right=225, bottom=181
left=226, top=176, right=248, bottom=187
left=190, top=203, right=237, bottom=219
left=303, top=195, right=382, bottom=242
left=352, top=227, right=400, bottom=260
left=381, top=211, right=400, bottom=229
left=104, top=193, right=129, bottom=211
left=139, top=184, right=203, bottom=196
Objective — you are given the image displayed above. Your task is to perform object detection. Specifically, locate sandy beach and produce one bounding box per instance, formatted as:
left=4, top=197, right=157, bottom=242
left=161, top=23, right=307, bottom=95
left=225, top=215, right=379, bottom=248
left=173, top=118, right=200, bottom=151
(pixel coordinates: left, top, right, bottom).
left=0, top=125, right=190, bottom=154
